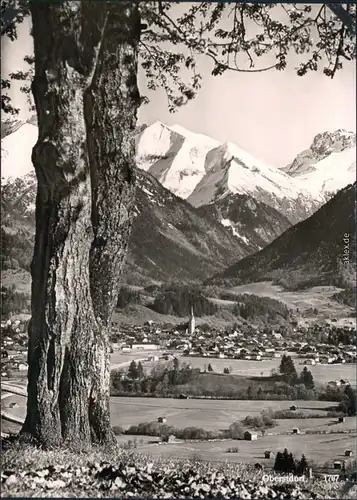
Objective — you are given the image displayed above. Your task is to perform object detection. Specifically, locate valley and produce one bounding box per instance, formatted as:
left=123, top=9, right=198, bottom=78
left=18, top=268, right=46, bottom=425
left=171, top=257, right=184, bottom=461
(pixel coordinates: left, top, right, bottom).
left=1, top=117, right=356, bottom=477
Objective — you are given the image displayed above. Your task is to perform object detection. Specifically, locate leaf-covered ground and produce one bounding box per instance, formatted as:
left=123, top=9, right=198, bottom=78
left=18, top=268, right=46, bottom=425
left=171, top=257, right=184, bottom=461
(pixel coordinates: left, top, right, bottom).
left=1, top=442, right=356, bottom=499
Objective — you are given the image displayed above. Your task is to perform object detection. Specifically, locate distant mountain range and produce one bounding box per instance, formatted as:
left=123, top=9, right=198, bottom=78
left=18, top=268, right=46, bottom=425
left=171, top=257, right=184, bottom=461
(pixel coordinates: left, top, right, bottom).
left=2, top=169, right=249, bottom=285
left=136, top=122, right=355, bottom=225
left=1, top=117, right=355, bottom=288
left=206, top=183, right=356, bottom=289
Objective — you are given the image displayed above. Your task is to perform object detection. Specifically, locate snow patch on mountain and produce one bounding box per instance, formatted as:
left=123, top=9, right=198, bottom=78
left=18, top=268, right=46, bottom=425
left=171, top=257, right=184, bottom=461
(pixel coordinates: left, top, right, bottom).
left=1, top=123, right=38, bottom=182
left=221, top=218, right=250, bottom=245
left=282, top=129, right=356, bottom=198
left=295, top=146, right=356, bottom=196
left=136, top=121, right=220, bottom=199
left=284, top=129, right=356, bottom=177
left=187, top=141, right=323, bottom=210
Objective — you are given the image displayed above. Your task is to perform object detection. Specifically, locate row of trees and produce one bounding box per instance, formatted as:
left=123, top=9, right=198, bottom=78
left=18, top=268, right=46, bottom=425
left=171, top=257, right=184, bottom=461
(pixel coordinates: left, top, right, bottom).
left=231, top=294, right=292, bottom=321
left=1, top=228, right=33, bottom=272
left=150, top=286, right=218, bottom=317
left=338, top=384, right=357, bottom=416
left=1, top=285, right=29, bottom=319
left=274, top=449, right=309, bottom=475
left=279, top=355, right=314, bottom=389
left=327, top=329, right=356, bottom=346
left=116, top=287, right=142, bottom=309
left=111, top=358, right=342, bottom=402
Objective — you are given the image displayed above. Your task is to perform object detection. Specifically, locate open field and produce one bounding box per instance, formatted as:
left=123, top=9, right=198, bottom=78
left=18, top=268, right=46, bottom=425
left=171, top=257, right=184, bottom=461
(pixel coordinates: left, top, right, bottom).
left=4, top=392, right=350, bottom=433
left=183, top=356, right=356, bottom=386
left=2, top=388, right=355, bottom=468
left=110, top=350, right=166, bottom=367
left=228, top=282, right=354, bottom=320
left=109, top=397, right=347, bottom=430
left=136, top=432, right=356, bottom=467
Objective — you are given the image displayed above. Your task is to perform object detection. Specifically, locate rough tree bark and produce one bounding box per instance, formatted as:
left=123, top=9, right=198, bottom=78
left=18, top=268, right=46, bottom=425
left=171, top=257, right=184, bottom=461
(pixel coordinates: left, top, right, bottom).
left=21, top=1, right=141, bottom=448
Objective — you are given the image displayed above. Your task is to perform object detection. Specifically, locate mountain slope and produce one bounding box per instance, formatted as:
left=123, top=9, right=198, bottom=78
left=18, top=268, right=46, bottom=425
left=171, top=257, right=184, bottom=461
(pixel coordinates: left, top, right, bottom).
left=1, top=168, right=249, bottom=286
left=206, top=183, right=356, bottom=289
left=136, top=121, right=220, bottom=199
left=186, top=141, right=324, bottom=225
left=125, top=170, right=249, bottom=284
left=196, top=193, right=291, bottom=252
left=283, top=129, right=356, bottom=177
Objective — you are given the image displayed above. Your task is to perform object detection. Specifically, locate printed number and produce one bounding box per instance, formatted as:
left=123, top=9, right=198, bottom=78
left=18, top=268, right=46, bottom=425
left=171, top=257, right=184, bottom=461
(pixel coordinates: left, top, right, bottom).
left=324, top=475, right=339, bottom=482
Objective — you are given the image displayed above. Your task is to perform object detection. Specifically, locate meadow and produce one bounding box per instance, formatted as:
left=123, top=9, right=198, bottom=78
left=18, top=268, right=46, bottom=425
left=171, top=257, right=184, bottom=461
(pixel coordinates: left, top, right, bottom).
left=2, top=388, right=355, bottom=469
left=109, top=396, right=356, bottom=468
left=183, top=356, right=357, bottom=386
left=228, top=282, right=354, bottom=320
left=110, top=350, right=165, bottom=369
left=134, top=432, right=355, bottom=468
left=109, top=396, right=347, bottom=430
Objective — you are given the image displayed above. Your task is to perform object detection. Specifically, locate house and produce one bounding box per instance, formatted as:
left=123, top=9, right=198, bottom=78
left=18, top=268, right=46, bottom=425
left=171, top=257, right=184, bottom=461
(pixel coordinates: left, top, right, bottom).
left=244, top=431, right=258, bottom=441
left=157, top=416, right=166, bottom=424
left=333, top=461, right=343, bottom=470
left=292, top=427, right=301, bottom=434
left=131, top=343, right=159, bottom=351
left=345, top=450, right=353, bottom=457
left=264, top=451, right=274, bottom=459
left=162, top=434, right=175, bottom=443
left=338, top=416, right=346, bottom=423
left=290, top=405, right=297, bottom=411
left=254, top=463, right=263, bottom=469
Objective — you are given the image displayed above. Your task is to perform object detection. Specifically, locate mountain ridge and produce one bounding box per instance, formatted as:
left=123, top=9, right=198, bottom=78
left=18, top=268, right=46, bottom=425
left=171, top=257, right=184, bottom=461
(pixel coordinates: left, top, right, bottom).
left=206, top=183, right=356, bottom=290
left=1, top=167, right=250, bottom=287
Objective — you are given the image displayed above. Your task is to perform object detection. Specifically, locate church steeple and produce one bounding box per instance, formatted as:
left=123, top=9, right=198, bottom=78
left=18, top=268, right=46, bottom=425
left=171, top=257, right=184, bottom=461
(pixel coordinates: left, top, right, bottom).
left=188, top=304, right=195, bottom=334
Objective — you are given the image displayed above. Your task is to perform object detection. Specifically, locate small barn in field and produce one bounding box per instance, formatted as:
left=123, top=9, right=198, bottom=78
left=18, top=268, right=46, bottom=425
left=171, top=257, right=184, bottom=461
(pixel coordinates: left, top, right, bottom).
left=292, top=427, right=301, bottom=434
left=290, top=405, right=297, bottom=411
left=244, top=431, right=258, bottom=441
left=338, top=416, right=346, bottom=423
left=333, top=461, right=345, bottom=470
left=345, top=450, right=353, bottom=457
left=161, top=434, right=175, bottom=443
left=264, top=451, right=274, bottom=459
left=157, top=416, right=167, bottom=424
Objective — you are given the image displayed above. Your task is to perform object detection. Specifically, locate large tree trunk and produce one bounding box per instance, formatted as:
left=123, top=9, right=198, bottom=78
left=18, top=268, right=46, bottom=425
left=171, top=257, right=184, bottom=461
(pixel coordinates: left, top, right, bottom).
left=21, top=1, right=141, bottom=449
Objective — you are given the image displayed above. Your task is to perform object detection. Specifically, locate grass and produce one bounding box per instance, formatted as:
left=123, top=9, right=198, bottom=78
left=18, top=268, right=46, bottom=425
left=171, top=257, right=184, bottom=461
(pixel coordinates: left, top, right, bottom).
left=1, top=441, right=357, bottom=499
left=3, top=388, right=356, bottom=472
left=228, top=282, right=354, bottom=320
left=135, top=432, right=357, bottom=468
left=108, top=397, right=343, bottom=429
left=184, top=356, right=357, bottom=386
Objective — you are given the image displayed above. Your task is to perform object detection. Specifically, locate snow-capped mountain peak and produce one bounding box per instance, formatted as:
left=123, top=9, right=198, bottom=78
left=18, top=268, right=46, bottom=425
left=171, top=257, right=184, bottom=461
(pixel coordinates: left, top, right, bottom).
left=136, top=121, right=220, bottom=199
left=1, top=122, right=38, bottom=182
left=281, top=129, right=356, bottom=198
left=283, top=129, right=356, bottom=177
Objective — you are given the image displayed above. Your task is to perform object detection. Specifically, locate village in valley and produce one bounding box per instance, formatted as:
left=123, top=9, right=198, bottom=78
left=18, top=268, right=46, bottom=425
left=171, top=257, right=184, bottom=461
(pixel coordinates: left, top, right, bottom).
left=2, top=309, right=356, bottom=379
left=2, top=305, right=356, bottom=478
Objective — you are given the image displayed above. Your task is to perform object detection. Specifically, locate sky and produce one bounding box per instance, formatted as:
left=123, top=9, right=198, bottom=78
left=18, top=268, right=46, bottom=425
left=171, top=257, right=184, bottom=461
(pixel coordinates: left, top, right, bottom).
left=2, top=7, right=356, bottom=168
